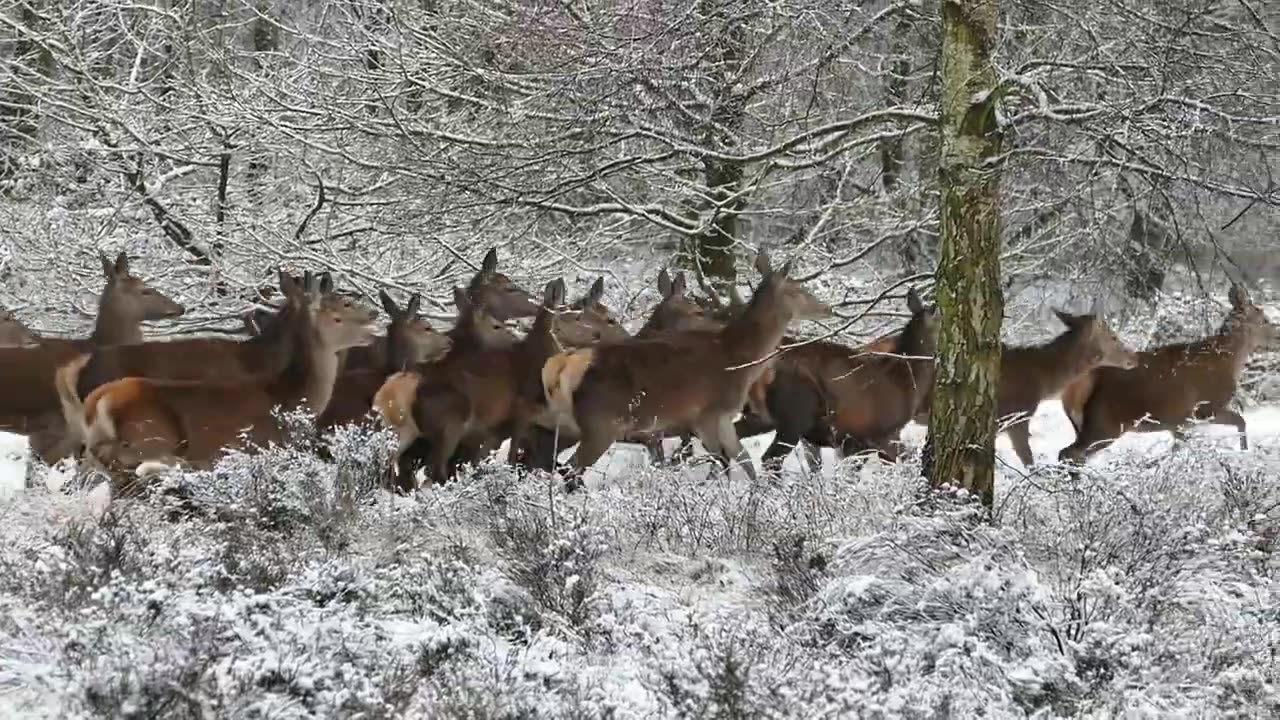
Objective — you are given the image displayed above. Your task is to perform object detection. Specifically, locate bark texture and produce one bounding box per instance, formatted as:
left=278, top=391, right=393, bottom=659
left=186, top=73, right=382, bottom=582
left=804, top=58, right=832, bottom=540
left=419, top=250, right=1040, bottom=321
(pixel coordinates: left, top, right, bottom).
left=923, top=0, right=1005, bottom=509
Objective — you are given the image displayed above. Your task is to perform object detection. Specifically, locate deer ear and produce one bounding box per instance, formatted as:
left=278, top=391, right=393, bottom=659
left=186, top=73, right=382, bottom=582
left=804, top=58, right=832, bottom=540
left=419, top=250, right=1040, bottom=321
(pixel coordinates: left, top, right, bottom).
left=481, top=247, right=498, bottom=275
left=317, top=272, right=334, bottom=295
left=278, top=269, right=302, bottom=302
left=587, top=276, right=605, bottom=305
left=542, top=279, right=562, bottom=308
left=112, top=251, right=130, bottom=277
left=754, top=250, right=773, bottom=275
left=99, top=252, right=114, bottom=279
left=453, top=286, right=470, bottom=313
left=778, top=260, right=793, bottom=278
left=671, top=272, right=688, bottom=298
left=656, top=269, right=671, bottom=297
left=1053, top=309, right=1078, bottom=328
left=1229, top=282, right=1249, bottom=309
left=729, top=284, right=746, bottom=308
left=406, top=293, right=421, bottom=317
left=379, top=289, right=399, bottom=318
left=906, top=287, right=925, bottom=314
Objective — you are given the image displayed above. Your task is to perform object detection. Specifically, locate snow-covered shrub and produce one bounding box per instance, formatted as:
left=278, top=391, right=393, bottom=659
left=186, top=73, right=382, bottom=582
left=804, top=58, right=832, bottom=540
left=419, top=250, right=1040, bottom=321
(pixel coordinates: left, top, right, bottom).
left=490, top=493, right=612, bottom=630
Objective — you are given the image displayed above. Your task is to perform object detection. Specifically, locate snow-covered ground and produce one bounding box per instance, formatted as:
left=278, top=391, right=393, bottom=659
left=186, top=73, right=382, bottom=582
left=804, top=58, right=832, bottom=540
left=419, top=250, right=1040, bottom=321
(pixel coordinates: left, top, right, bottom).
left=0, top=401, right=1277, bottom=718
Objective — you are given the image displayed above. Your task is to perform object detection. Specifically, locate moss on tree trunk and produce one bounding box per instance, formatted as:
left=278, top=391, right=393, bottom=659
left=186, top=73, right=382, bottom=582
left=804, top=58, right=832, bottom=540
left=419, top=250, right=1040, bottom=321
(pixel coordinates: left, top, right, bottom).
left=923, top=0, right=1004, bottom=509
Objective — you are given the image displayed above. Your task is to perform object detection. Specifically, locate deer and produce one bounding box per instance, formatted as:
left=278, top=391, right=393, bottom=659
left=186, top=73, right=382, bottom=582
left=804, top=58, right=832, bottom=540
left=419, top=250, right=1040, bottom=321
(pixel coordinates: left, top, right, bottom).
left=1059, top=282, right=1276, bottom=469
left=730, top=329, right=904, bottom=473
left=541, top=251, right=831, bottom=491
left=0, top=306, right=39, bottom=347
left=374, top=278, right=616, bottom=490
left=729, top=288, right=936, bottom=470
left=55, top=271, right=379, bottom=494
left=908, top=303, right=1139, bottom=467
left=0, top=252, right=185, bottom=467
left=314, top=291, right=455, bottom=434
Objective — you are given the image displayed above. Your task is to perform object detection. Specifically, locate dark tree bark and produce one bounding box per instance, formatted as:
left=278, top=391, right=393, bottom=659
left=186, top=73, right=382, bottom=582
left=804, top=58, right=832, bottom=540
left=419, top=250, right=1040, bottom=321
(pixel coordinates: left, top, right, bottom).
left=923, top=0, right=1005, bottom=509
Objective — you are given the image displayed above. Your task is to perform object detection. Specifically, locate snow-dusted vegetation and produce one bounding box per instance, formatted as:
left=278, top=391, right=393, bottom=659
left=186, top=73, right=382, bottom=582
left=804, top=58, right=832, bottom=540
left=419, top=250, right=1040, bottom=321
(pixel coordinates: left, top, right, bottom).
left=0, top=401, right=1276, bottom=718
left=2, top=0, right=1279, bottom=716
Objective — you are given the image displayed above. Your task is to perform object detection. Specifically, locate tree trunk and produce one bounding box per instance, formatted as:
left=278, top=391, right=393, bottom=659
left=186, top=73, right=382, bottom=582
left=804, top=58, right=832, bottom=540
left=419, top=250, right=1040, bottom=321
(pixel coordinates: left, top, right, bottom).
left=922, top=0, right=1004, bottom=509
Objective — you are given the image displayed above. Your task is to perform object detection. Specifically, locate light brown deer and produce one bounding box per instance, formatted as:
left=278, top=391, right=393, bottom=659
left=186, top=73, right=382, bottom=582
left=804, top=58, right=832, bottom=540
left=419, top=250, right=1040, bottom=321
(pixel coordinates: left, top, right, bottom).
left=911, top=305, right=1139, bottom=467
left=375, top=278, right=617, bottom=489
left=1059, top=283, right=1276, bottom=467
left=0, top=252, right=185, bottom=464
left=0, top=306, right=39, bottom=347
left=542, top=252, right=831, bottom=489
left=316, top=291, right=454, bottom=433
left=56, top=272, right=378, bottom=491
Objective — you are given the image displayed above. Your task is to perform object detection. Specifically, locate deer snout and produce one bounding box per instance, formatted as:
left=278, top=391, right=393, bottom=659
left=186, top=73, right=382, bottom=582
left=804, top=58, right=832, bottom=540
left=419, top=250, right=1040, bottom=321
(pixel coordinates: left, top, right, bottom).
left=165, top=304, right=187, bottom=319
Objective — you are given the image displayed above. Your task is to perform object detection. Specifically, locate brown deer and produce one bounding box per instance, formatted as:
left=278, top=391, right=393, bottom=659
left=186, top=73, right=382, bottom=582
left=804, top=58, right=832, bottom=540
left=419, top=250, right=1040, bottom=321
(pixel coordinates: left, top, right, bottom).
left=1059, top=283, right=1276, bottom=468
left=542, top=252, right=831, bottom=490
left=315, top=291, right=454, bottom=433
left=731, top=330, right=901, bottom=473
left=909, top=304, right=1139, bottom=467
left=730, top=288, right=936, bottom=470
left=0, top=252, right=185, bottom=465
left=0, top=306, right=39, bottom=347
left=375, top=278, right=614, bottom=490
left=56, top=271, right=378, bottom=490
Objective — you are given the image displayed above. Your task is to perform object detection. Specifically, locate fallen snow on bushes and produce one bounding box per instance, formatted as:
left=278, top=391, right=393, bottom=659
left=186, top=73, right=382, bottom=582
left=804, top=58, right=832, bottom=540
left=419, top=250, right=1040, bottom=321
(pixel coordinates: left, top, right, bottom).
left=0, top=405, right=1276, bottom=718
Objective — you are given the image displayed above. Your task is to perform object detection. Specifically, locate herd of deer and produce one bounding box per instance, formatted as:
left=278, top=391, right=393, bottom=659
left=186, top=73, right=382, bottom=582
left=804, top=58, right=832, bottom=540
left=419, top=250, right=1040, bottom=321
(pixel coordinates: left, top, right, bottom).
left=0, top=247, right=1273, bottom=502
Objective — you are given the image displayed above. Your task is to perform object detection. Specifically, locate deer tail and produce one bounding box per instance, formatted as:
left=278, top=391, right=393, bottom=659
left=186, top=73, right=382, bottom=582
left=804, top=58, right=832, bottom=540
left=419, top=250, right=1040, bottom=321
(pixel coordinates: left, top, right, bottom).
left=542, top=349, right=594, bottom=421
left=55, top=353, right=92, bottom=444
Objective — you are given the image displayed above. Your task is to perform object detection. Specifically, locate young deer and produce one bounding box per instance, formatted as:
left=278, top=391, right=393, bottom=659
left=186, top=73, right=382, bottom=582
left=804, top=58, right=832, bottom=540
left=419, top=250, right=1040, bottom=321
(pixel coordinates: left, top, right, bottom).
left=911, top=304, right=1139, bottom=467
left=733, top=288, right=937, bottom=469
left=543, top=252, right=831, bottom=490
left=0, top=252, right=185, bottom=465
left=1059, top=283, right=1276, bottom=467
left=375, top=279, right=613, bottom=490
left=0, top=307, right=39, bottom=347
left=56, top=272, right=378, bottom=491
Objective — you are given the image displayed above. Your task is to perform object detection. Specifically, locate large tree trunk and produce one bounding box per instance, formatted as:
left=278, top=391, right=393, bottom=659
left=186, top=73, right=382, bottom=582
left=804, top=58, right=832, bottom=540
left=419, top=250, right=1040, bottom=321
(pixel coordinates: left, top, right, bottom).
left=922, top=0, right=1004, bottom=509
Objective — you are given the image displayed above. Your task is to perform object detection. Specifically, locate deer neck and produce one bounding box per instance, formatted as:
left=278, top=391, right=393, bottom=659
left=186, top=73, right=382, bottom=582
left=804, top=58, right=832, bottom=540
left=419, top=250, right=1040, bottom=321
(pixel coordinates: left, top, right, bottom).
left=1016, top=328, right=1097, bottom=399
left=89, top=295, right=144, bottom=346
left=1212, top=316, right=1260, bottom=380
left=720, top=298, right=793, bottom=373
left=287, top=328, right=342, bottom=417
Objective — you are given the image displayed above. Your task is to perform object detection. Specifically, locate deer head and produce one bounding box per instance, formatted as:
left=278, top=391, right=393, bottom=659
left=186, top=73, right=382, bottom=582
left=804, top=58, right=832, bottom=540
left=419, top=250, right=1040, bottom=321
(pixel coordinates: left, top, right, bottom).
left=0, top=306, right=38, bottom=347
left=380, top=290, right=452, bottom=368
left=570, top=276, right=630, bottom=343
left=453, top=286, right=520, bottom=349
left=99, top=251, right=185, bottom=323
left=465, top=246, right=540, bottom=321
left=750, top=250, right=832, bottom=323
left=1225, top=282, right=1277, bottom=351
left=1053, top=303, right=1139, bottom=370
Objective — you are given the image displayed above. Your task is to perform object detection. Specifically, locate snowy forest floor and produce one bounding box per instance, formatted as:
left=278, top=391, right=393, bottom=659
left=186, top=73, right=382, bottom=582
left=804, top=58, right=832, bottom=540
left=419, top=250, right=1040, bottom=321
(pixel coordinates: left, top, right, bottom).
left=0, top=397, right=1277, bottom=719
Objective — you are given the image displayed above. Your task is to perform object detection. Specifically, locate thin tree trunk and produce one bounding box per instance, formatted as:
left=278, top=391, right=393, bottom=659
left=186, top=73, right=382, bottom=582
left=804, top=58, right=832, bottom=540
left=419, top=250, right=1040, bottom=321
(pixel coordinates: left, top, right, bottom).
left=923, top=0, right=1004, bottom=509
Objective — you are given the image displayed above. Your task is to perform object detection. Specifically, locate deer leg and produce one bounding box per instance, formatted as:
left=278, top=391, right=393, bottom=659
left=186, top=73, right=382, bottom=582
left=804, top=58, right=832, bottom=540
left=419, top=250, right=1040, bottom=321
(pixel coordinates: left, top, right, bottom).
left=799, top=438, right=822, bottom=474
left=1005, top=420, right=1036, bottom=468
left=564, top=423, right=620, bottom=493
left=714, top=415, right=758, bottom=483
left=1210, top=409, right=1248, bottom=450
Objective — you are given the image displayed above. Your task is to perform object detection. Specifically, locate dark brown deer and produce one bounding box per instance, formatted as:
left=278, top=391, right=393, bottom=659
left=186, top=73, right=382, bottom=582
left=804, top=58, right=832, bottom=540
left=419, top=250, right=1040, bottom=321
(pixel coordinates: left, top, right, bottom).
left=0, top=252, right=185, bottom=465
left=910, top=304, right=1139, bottom=467
left=730, top=288, right=936, bottom=470
left=0, top=306, right=39, bottom=347
left=375, top=278, right=615, bottom=490
left=56, top=272, right=378, bottom=490
left=542, top=252, right=831, bottom=489
left=1059, top=283, right=1276, bottom=468
left=731, top=330, right=902, bottom=473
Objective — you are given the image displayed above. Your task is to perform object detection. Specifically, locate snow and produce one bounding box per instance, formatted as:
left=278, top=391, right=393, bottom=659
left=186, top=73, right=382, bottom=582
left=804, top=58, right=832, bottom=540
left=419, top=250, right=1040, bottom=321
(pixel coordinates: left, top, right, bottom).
left=0, top=401, right=1276, bottom=716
